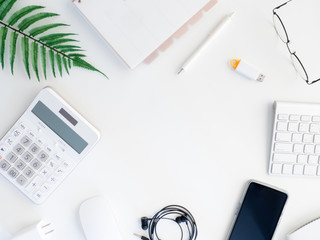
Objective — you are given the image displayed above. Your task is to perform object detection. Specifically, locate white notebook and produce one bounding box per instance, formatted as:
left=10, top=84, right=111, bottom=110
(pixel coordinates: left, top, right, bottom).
left=73, top=0, right=218, bottom=68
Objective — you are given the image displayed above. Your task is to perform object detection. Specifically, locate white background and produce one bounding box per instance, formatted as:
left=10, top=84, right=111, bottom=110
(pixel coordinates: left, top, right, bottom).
left=1, top=0, right=320, bottom=239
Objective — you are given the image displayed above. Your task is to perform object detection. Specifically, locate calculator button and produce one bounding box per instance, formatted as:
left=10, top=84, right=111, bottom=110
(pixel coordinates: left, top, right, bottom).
left=0, top=160, right=11, bottom=171
left=0, top=145, right=7, bottom=154
left=7, top=168, right=19, bottom=179
left=36, top=138, right=44, bottom=146
left=48, top=176, right=57, bottom=185
left=28, top=131, right=35, bottom=139
left=55, top=168, right=64, bottom=176
left=20, top=136, right=32, bottom=147
left=33, top=191, right=44, bottom=201
left=47, top=159, right=57, bottom=170
left=16, top=175, right=27, bottom=186
left=29, top=143, right=40, bottom=154
left=15, top=160, right=26, bottom=170
left=26, top=176, right=42, bottom=192
left=30, top=159, right=42, bottom=170
left=21, top=151, right=33, bottom=162
left=23, top=167, right=35, bottom=178
left=54, top=154, right=62, bottom=162
left=40, top=183, right=50, bottom=193
left=38, top=151, right=49, bottom=162
left=13, top=144, right=25, bottom=155
left=12, top=129, right=22, bottom=138
left=6, top=152, right=17, bottom=163
left=18, top=122, right=26, bottom=130
left=45, top=146, right=52, bottom=154
left=5, top=137, right=15, bottom=146
left=40, top=168, right=49, bottom=178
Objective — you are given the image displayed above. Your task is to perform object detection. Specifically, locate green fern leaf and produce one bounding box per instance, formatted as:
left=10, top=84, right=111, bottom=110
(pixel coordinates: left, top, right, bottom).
left=21, top=36, right=30, bottom=78
left=56, top=53, right=62, bottom=77
left=54, top=45, right=81, bottom=50
left=73, top=57, right=108, bottom=79
left=7, top=5, right=44, bottom=25
left=68, top=53, right=86, bottom=58
left=29, top=23, right=68, bottom=37
left=45, top=38, right=78, bottom=46
left=62, top=57, right=69, bottom=75
left=0, top=1, right=107, bottom=80
left=39, top=33, right=76, bottom=42
left=40, top=45, right=46, bottom=79
left=68, top=58, right=71, bottom=68
left=49, top=50, right=55, bottom=78
left=18, top=12, right=59, bottom=31
left=0, top=0, right=17, bottom=20
left=31, top=42, right=39, bottom=81
left=9, top=31, right=18, bottom=74
left=0, top=27, right=8, bottom=69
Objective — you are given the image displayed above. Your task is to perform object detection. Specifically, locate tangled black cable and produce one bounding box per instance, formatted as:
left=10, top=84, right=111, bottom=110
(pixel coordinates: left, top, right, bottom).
left=138, top=205, right=198, bottom=240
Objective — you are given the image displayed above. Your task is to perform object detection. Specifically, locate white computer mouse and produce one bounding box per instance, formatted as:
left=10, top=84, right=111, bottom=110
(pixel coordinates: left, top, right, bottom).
left=79, top=196, right=122, bottom=240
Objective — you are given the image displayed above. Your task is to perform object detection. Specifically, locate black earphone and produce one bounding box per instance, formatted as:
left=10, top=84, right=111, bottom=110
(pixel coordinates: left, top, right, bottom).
left=137, top=205, right=198, bottom=240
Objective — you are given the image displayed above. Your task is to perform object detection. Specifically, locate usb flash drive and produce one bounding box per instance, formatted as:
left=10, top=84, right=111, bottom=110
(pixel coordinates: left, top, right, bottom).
left=230, top=59, right=265, bottom=82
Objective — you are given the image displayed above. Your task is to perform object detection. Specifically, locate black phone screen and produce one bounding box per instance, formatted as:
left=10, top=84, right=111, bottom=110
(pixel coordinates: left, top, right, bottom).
left=228, top=181, right=288, bottom=240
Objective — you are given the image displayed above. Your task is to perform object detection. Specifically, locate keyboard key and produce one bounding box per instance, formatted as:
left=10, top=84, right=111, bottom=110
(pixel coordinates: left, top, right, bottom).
left=277, top=122, right=287, bottom=131
left=299, top=123, right=309, bottom=132
left=297, top=155, right=308, bottom=164
left=304, top=165, right=317, bottom=176
left=314, top=135, right=320, bottom=143
left=289, top=115, right=300, bottom=121
left=293, top=165, right=304, bottom=175
left=288, top=122, right=298, bottom=132
left=313, top=116, right=320, bottom=122
left=316, top=145, right=320, bottom=154
left=271, top=164, right=282, bottom=174
left=282, top=164, right=293, bottom=174
left=301, top=115, right=311, bottom=122
left=310, top=124, right=320, bottom=133
left=276, top=132, right=291, bottom=142
left=303, top=134, right=313, bottom=143
left=278, top=114, right=288, bottom=120
left=5, top=137, right=15, bottom=146
left=40, top=168, right=49, bottom=178
left=292, top=133, right=303, bottom=142
left=308, top=155, right=318, bottom=165
left=304, top=145, right=315, bottom=154
left=275, top=143, right=293, bottom=152
left=273, top=153, right=296, bottom=163
left=293, top=144, right=304, bottom=153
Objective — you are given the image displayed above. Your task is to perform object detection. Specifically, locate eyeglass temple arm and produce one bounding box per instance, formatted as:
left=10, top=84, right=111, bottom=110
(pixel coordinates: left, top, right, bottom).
left=274, top=0, right=292, bottom=11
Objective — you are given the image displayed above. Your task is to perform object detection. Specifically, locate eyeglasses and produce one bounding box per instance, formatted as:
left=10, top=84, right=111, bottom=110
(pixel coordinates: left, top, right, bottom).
left=273, top=0, right=320, bottom=85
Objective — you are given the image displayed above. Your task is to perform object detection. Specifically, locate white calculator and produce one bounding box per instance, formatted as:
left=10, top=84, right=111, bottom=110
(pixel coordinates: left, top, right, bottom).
left=0, top=88, right=100, bottom=204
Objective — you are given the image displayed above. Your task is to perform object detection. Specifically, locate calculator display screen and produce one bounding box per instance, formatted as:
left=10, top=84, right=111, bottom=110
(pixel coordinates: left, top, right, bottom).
left=31, top=101, right=88, bottom=154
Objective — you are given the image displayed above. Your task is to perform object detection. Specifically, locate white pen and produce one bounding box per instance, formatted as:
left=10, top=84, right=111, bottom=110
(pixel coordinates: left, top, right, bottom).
left=178, top=12, right=234, bottom=74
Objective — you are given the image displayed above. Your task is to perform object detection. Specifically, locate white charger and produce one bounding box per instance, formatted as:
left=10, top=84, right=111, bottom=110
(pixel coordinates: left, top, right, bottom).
left=9, top=221, right=54, bottom=240
left=230, top=59, right=265, bottom=82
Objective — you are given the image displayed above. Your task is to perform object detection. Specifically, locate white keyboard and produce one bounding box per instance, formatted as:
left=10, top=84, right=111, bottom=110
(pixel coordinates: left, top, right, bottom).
left=269, top=101, right=320, bottom=177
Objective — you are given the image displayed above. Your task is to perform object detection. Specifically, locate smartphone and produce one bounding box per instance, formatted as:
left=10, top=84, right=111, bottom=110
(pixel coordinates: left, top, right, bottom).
left=227, top=180, right=288, bottom=240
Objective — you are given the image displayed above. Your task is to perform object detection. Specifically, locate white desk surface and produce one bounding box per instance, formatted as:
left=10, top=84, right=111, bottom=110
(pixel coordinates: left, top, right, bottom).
left=1, top=0, right=320, bottom=239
